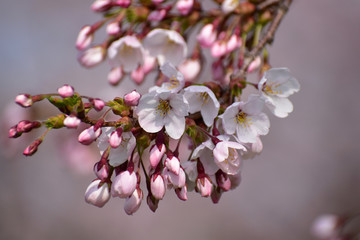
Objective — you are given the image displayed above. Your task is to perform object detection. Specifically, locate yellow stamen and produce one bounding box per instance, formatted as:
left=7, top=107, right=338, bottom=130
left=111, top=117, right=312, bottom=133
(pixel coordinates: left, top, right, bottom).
left=156, top=99, right=171, bottom=117
left=235, top=112, right=253, bottom=128
left=263, top=81, right=282, bottom=95
left=196, top=92, right=210, bottom=106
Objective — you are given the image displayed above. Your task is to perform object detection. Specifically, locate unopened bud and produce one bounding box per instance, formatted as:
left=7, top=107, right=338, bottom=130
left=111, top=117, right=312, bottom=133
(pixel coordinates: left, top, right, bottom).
left=175, top=185, right=188, bottom=201
left=15, top=94, right=32, bottom=108
left=124, top=187, right=143, bottom=215
left=149, top=144, right=166, bottom=168
left=196, top=175, right=212, bottom=197
left=124, top=90, right=141, bottom=106
left=113, top=0, right=131, bottom=8
left=111, top=170, right=137, bottom=198
left=216, top=170, right=231, bottom=191
left=84, top=179, right=110, bottom=208
left=148, top=9, right=167, bottom=21
left=106, top=21, right=121, bottom=35
left=94, top=162, right=109, bottom=180
left=150, top=174, right=166, bottom=200
left=109, top=128, right=123, bottom=148
left=176, top=0, right=194, bottom=15
left=78, top=126, right=102, bottom=145
left=247, top=56, right=261, bottom=73
left=311, top=214, right=343, bottom=239
left=211, top=187, right=222, bottom=204
left=131, top=66, right=145, bottom=85
left=146, top=195, right=159, bottom=213
left=197, top=24, right=217, bottom=48
left=57, top=84, right=74, bottom=98
left=108, top=67, right=124, bottom=86
left=9, top=125, right=22, bottom=138
left=165, top=155, right=180, bottom=175
left=76, top=25, right=93, bottom=50
left=63, top=116, right=81, bottom=128
left=78, top=45, right=106, bottom=68
left=91, top=98, right=105, bottom=111
left=23, top=139, right=42, bottom=156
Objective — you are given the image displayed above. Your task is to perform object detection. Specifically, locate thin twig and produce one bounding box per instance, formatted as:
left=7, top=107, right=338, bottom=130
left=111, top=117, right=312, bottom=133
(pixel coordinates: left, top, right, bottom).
left=232, top=0, right=293, bottom=81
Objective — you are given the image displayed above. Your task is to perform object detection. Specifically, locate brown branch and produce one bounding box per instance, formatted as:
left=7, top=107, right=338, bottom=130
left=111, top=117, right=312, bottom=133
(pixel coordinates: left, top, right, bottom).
left=257, top=0, right=282, bottom=11
left=232, top=0, right=293, bottom=81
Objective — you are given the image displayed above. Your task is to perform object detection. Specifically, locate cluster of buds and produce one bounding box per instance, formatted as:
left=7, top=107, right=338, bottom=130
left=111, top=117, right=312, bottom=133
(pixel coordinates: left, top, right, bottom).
left=10, top=0, right=298, bottom=215
left=311, top=214, right=360, bottom=239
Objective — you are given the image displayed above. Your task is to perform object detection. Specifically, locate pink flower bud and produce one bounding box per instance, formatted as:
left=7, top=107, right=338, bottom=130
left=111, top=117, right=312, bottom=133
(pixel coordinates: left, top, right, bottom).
left=94, top=162, right=109, bottom=180
left=150, top=174, right=166, bottom=200
left=109, top=128, right=123, bottom=148
left=124, top=187, right=143, bottom=215
left=211, top=40, right=227, bottom=58
left=108, top=67, right=124, bottom=86
left=78, top=126, right=102, bottom=145
left=23, top=139, right=42, bottom=156
left=16, top=120, right=32, bottom=133
left=146, top=195, right=159, bottom=212
left=196, top=176, right=212, bottom=197
left=63, top=116, right=81, bottom=128
left=113, top=0, right=131, bottom=8
left=106, top=21, right=121, bottom=36
left=148, top=9, right=167, bottom=21
left=175, top=185, right=187, bottom=201
left=111, top=170, right=137, bottom=198
left=76, top=25, right=93, bottom=50
left=226, top=34, right=241, bottom=53
left=197, top=24, right=217, bottom=48
left=15, top=94, right=32, bottom=108
left=84, top=179, right=110, bottom=208
left=57, top=84, right=74, bottom=98
left=78, top=46, right=106, bottom=68
left=149, top=144, right=166, bottom=168
left=91, top=0, right=112, bottom=12
left=176, top=0, right=194, bottom=15
left=178, top=58, right=201, bottom=82
left=9, top=125, right=21, bottom=138
left=216, top=170, right=231, bottom=191
left=131, top=66, right=145, bottom=85
left=124, top=90, right=141, bottom=106
left=91, top=98, right=105, bottom=111
left=247, top=56, right=261, bottom=73
left=165, top=155, right=180, bottom=175
left=311, top=214, right=342, bottom=239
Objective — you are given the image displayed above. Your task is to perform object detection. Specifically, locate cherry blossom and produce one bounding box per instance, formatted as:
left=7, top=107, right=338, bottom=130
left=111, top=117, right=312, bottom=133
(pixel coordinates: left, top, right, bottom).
left=258, top=68, right=300, bottom=118
left=84, top=179, right=110, bottom=207
left=108, top=35, right=144, bottom=72
left=136, top=91, right=189, bottom=139
left=143, top=29, right=187, bottom=66
left=221, top=94, right=270, bottom=143
left=183, top=85, right=220, bottom=127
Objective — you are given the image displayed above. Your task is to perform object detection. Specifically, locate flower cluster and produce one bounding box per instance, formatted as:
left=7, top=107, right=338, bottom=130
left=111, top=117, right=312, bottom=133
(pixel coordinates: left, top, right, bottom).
left=9, top=0, right=298, bottom=215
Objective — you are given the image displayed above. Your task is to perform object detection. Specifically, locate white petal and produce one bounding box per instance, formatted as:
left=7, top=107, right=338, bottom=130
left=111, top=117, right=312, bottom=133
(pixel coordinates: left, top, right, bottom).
left=243, top=94, right=265, bottom=115
left=183, top=91, right=203, bottom=113
left=250, top=113, right=270, bottom=136
left=236, top=124, right=257, bottom=143
left=264, top=68, right=300, bottom=97
left=222, top=102, right=241, bottom=135
left=213, top=142, right=229, bottom=163
left=164, top=111, right=185, bottom=139
left=201, top=100, right=219, bottom=127
left=265, top=95, right=294, bottom=118
left=170, top=94, right=189, bottom=116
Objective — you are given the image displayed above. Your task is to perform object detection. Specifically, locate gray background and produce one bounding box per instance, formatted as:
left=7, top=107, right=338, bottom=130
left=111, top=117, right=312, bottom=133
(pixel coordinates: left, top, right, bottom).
left=1, top=1, right=360, bottom=239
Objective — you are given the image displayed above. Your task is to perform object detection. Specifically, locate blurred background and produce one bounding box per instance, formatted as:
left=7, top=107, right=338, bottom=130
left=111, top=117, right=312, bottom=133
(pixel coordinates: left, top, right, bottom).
left=1, top=0, right=360, bottom=239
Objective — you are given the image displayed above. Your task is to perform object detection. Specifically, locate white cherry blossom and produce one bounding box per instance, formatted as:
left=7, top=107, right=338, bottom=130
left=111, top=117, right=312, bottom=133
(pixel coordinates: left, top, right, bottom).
left=258, top=68, right=300, bottom=118
left=221, top=94, right=270, bottom=143
left=136, top=91, right=189, bottom=139
left=108, top=35, right=144, bottom=72
left=183, top=85, right=220, bottom=127
left=143, top=29, right=187, bottom=66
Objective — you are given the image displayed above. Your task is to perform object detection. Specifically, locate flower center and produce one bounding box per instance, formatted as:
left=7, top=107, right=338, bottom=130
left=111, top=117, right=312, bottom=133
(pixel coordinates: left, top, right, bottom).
left=156, top=99, right=171, bottom=117
left=235, top=112, right=252, bottom=127
left=167, top=75, right=180, bottom=90
left=196, top=92, right=209, bottom=105
left=263, top=82, right=282, bottom=95
left=224, top=148, right=237, bottom=164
